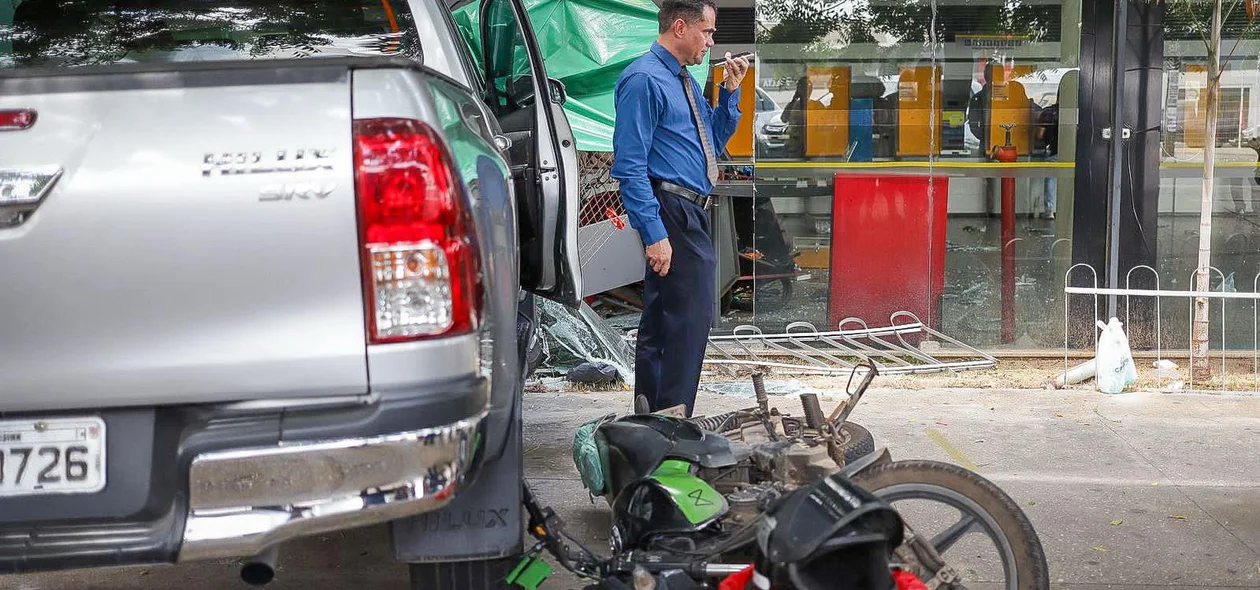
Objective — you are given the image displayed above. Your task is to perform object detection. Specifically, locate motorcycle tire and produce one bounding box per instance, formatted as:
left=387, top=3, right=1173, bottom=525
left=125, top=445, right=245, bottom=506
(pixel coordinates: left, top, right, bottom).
left=850, top=460, right=1050, bottom=590
left=836, top=422, right=876, bottom=463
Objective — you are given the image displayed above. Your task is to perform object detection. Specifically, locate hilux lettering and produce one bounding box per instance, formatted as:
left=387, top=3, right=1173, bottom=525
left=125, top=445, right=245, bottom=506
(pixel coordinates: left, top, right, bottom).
left=418, top=508, right=511, bottom=532
left=202, top=148, right=335, bottom=177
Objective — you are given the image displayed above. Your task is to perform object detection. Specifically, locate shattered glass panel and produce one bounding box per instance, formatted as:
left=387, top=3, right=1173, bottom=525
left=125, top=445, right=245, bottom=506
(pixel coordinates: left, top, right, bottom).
left=538, top=298, right=636, bottom=385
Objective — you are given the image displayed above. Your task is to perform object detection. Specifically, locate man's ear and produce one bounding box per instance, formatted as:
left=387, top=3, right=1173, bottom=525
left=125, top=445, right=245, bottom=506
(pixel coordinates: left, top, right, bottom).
left=671, top=18, right=687, bottom=37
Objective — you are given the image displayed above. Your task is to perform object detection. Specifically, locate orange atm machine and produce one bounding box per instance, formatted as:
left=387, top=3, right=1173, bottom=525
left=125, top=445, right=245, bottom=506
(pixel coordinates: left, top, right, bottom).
left=987, top=65, right=1033, bottom=154
left=712, top=62, right=757, bottom=158
left=805, top=66, right=851, bottom=158
left=896, top=66, right=943, bottom=157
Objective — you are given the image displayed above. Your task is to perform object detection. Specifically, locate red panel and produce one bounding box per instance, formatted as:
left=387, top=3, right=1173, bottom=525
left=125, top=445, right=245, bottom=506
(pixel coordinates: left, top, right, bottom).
left=828, top=174, right=948, bottom=330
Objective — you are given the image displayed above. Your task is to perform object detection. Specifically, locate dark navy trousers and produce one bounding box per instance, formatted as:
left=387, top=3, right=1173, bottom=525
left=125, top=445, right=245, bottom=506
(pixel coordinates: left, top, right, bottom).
left=634, top=190, right=715, bottom=417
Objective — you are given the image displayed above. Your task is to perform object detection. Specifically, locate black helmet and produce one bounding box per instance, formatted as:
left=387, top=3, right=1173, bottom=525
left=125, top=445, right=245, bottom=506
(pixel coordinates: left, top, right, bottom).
left=754, top=472, right=905, bottom=590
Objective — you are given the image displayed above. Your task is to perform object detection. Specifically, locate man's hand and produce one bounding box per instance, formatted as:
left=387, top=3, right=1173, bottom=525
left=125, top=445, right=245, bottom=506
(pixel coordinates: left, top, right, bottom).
left=723, top=52, right=749, bottom=91
left=645, top=238, right=672, bottom=277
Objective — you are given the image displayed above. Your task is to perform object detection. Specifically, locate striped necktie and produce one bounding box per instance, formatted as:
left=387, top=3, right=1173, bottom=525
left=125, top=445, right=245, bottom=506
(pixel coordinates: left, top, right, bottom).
left=679, top=68, right=719, bottom=187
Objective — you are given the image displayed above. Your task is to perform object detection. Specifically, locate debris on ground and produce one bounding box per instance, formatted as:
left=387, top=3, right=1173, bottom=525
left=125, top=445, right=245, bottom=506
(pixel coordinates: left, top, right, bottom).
left=525, top=376, right=570, bottom=393
left=1052, top=359, right=1096, bottom=389
left=1095, top=318, right=1138, bottom=394
left=1153, top=359, right=1181, bottom=379
left=566, top=361, right=621, bottom=386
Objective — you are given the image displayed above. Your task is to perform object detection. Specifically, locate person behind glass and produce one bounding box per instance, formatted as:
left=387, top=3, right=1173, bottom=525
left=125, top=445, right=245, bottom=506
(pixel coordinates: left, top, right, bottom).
left=782, top=76, right=815, bottom=158
left=1036, top=99, right=1059, bottom=220
left=610, top=0, right=748, bottom=416
left=967, top=59, right=999, bottom=155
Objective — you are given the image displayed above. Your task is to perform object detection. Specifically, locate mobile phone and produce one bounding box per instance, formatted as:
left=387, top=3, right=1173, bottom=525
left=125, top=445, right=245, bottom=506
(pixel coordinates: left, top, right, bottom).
left=711, top=51, right=754, bottom=68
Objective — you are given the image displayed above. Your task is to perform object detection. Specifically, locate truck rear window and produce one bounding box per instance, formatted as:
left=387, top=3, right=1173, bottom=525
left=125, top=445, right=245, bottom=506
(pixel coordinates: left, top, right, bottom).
left=1, top=0, right=420, bottom=70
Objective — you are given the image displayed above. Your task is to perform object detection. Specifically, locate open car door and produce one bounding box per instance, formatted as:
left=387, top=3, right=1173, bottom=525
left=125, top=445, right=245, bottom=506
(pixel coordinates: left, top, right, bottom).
left=480, top=0, right=582, bottom=306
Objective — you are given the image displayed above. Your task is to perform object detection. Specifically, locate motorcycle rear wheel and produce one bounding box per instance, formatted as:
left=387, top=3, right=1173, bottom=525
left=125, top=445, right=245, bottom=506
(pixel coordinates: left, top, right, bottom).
left=850, top=460, right=1049, bottom=590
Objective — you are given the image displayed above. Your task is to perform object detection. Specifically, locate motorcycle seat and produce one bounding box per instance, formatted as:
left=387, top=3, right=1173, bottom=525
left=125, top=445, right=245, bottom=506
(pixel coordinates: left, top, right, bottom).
left=598, top=414, right=743, bottom=499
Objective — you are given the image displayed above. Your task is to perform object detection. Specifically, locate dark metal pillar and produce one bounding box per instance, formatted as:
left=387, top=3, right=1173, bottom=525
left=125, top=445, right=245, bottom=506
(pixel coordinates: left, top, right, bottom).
left=1070, top=0, right=1163, bottom=349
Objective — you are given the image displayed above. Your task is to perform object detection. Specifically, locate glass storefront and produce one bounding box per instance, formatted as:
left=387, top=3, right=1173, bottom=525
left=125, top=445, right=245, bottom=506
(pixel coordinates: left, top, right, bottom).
left=571, top=0, right=1260, bottom=353
left=1154, top=5, right=1260, bottom=350
left=714, top=0, right=1084, bottom=349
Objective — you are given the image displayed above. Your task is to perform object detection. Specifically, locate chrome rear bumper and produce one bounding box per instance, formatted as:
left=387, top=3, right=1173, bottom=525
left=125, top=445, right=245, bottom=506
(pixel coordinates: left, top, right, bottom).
left=178, top=411, right=484, bottom=561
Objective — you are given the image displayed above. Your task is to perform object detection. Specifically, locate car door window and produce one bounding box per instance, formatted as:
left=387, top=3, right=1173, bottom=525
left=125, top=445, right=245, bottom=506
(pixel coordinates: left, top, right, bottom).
left=439, top=4, right=485, bottom=94
left=472, top=0, right=580, bottom=303
left=482, top=0, right=536, bottom=117
left=757, top=89, right=777, bottom=113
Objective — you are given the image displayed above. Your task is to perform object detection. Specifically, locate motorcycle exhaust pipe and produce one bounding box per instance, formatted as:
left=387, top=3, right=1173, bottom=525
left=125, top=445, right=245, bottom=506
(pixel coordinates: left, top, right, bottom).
left=240, top=545, right=279, bottom=586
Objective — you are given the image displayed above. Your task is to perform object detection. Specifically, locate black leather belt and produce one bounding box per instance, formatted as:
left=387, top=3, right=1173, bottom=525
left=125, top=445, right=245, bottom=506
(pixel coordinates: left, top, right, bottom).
left=651, top=179, right=712, bottom=210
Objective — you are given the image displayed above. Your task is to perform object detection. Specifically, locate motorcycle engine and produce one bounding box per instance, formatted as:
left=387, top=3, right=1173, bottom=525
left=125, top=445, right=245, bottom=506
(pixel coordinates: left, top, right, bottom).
left=725, top=484, right=781, bottom=526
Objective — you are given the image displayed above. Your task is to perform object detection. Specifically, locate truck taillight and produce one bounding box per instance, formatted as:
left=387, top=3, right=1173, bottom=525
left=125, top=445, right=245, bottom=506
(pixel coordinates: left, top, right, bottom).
left=353, top=118, right=480, bottom=344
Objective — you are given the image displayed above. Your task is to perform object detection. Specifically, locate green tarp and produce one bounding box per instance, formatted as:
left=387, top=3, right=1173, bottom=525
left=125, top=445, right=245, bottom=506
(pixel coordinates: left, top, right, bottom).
left=453, top=0, right=710, bottom=152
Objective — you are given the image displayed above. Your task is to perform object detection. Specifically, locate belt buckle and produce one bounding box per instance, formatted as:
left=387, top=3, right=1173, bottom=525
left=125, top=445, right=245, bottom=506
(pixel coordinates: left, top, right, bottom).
left=700, top=195, right=713, bottom=210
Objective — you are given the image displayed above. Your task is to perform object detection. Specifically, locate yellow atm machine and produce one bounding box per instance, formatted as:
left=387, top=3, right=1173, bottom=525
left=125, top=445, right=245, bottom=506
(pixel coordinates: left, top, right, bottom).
left=712, top=63, right=757, bottom=158
left=805, top=66, right=851, bottom=158
left=896, top=66, right=943, bottom=157
left=987, top=65, right=1033, bottom=155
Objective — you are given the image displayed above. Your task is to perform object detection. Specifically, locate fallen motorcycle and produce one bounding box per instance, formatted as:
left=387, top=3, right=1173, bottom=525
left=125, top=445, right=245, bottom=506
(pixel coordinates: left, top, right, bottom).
left=516, top=465, right=915, bottom=590
left=514, top=361, right=1050, bottom=589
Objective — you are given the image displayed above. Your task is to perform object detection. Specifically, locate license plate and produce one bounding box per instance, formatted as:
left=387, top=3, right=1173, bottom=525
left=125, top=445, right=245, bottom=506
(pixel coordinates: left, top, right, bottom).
left=0, top=417, right=105, bottom=497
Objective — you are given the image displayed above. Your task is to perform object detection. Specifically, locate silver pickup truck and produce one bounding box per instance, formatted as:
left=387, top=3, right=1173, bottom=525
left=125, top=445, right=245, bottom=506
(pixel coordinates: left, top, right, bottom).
left=0, top=0, right=580, bottom=587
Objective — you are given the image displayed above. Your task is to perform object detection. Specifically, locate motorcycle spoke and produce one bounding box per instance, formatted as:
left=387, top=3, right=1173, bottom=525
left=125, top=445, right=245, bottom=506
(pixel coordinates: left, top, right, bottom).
left=931, top=512, right=978, bottom=555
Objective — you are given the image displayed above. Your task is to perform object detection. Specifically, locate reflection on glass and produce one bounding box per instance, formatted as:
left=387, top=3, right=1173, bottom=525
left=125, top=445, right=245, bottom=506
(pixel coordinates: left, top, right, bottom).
left=725, top=0, right=1081, bottom=348
left=1155, top=4, right=1260, bottom=350
left=2, top=0, right=419, bottom=69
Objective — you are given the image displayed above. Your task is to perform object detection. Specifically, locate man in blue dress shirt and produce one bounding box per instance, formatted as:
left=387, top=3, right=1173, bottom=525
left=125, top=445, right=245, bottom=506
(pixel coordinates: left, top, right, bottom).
left=610, top=0, right=747, bottom=416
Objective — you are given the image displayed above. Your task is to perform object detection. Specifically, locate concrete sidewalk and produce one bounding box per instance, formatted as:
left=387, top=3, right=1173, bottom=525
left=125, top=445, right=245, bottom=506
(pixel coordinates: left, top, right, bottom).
left=8, top=386, right=1260, bottom=589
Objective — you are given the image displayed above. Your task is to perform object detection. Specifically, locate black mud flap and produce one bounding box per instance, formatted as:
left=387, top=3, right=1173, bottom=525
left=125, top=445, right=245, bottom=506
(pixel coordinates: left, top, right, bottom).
left=395, top=410, right=527, bottom=590
left=390, top=404, right=524, bottom=562
left=390, top=294, right=536, bottom=564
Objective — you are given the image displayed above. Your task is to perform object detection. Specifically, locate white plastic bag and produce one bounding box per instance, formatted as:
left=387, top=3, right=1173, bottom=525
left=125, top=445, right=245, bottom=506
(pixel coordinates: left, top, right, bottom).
left=1095, top=317, right=1137, bottom=394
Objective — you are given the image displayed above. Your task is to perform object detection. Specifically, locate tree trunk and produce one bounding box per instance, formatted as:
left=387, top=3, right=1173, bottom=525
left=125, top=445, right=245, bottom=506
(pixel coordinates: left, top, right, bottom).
left=1192, top=0, right=1223, bottom=379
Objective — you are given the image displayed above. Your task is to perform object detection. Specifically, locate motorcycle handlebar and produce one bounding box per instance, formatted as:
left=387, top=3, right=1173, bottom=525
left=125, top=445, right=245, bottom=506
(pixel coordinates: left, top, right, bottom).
left=848, top=359, right=879, bottom=396
left=833, top=360, right=879, bottom=425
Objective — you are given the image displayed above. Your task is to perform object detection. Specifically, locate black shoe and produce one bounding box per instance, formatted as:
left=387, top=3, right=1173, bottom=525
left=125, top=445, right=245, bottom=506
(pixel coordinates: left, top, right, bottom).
left=634, top=394, right=651, bottom=415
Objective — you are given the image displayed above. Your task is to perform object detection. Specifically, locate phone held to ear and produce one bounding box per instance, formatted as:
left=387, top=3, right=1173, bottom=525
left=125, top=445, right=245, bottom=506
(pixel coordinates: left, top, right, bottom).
left=710, top=51, right=754, bottom=68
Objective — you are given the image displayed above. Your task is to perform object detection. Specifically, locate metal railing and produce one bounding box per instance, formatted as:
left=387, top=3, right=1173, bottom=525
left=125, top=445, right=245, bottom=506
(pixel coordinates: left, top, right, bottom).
left=702, top=311, right=998, bottom=376
left=1063, top=263, right=1260, bottom=392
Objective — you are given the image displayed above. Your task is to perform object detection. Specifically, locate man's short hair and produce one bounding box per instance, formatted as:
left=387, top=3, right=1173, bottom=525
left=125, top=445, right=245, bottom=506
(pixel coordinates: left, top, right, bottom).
left=658, top=0, right=717, bottom=33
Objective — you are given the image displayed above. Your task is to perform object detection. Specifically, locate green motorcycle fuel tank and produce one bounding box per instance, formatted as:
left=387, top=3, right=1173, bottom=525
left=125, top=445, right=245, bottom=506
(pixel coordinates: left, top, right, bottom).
left=572, top=414, right=743, bottom=549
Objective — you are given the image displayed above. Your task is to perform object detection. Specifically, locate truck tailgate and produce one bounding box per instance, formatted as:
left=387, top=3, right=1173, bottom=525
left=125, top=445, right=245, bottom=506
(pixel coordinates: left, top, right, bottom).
left=0, top=67, right=367, bottom=411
